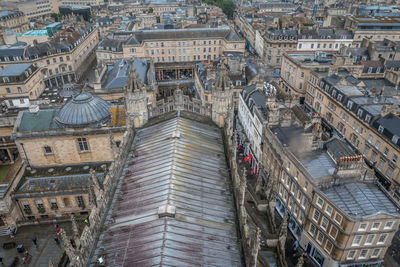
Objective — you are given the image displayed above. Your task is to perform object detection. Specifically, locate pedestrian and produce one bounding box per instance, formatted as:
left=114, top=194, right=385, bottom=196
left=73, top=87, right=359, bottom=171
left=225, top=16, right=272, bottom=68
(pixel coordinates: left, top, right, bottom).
left=54, top=236, right=60, bottom=245
left=32, top=236, right=38, bottom=247
left=84, top=218, right=89, bottom=225
left=56, top=227, right=60, bottom=234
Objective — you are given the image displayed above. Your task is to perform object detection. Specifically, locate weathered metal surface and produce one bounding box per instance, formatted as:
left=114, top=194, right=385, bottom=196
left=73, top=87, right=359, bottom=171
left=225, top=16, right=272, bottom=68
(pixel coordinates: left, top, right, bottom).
left=98, top=117, right=242, bottom=266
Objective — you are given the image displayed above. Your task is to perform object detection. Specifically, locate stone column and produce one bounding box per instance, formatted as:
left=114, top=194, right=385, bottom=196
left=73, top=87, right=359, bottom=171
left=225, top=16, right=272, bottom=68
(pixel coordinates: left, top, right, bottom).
left=249, top=227, right=261, bottom=267
left=71, top=215, right=81, bottom=248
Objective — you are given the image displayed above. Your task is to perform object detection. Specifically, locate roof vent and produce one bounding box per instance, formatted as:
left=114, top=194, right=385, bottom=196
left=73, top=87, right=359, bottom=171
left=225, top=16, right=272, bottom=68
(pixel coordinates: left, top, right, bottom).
left=29, top=105, right=39, bottom=114
left=158, top=204, right=176, bottom=218
left=171, top=130, right=180, bottom=139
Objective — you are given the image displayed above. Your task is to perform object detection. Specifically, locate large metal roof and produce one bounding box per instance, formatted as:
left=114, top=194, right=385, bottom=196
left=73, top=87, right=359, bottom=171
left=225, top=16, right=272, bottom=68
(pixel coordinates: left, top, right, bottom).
left=96, top=117, right=242, bottom=266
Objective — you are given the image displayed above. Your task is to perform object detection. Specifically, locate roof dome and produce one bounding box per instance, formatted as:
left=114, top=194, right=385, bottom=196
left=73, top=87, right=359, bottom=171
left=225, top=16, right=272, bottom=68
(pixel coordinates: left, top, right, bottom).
left=55, top=92, right=111, bottom=128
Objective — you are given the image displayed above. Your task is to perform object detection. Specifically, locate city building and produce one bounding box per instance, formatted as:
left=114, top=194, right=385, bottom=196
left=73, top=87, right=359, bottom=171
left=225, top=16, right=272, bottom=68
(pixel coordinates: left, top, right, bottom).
left=0, top=10, right=29, bottom=33
left=262, top=115, right=400, bottom=267
left=0, top=63, right=45, bottom=109
left=264, top=29, right=298, bottom=69
left=345, top=16, right=400, bottom=47
left=0, top=19, right=99, bottom=87
left=306, top=71, right=400, bottom=197
left=296, top=29, right=354, bottom=52
left=122, top=26, right=245, bottom=63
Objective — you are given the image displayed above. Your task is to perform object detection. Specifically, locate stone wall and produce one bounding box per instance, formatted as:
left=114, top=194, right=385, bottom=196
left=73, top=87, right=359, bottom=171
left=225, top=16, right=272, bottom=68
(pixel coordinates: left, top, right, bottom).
left=57, top=118, right=135, bottom=267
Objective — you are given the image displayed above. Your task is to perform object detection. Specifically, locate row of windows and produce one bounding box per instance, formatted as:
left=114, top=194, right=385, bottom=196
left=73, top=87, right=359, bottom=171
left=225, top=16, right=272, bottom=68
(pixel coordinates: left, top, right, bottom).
left=145, top=40, right=222, bottom=48
left=145, top=47, right=219, bottom=55
left=43, top=137, right=89, bottom=155
left=347, top=248, right=381, bottom=260
left=21, top=196, right=85, bottom=213
left=298, top=43, right=343, bottom=49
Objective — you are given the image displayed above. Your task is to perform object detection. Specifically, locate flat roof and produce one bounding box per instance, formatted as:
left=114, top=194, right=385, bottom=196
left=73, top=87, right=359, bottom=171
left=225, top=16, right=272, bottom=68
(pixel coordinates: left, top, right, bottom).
left=297, top=150, right=336, bottom=179
left=0, top=63, right=31, bottom=77
left=322, top=182, right=399, bottom=218
left=95, top=117, right=242, bottom=266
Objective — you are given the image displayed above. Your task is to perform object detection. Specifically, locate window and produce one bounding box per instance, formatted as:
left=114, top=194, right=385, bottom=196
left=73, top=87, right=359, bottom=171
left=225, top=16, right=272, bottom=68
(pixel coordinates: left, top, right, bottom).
left=53, top=58, right=56, bottom=63
left=21, top=200, right=31, bottom=211
left=77, top=137, right=89, bottom=152
left=384, top=147, right=389, bottom=156
left=334, top=213, right=342, bottom=224
left=365, top=234, right=375, bottom=245
left=5, top=87, right=10, bottom=93
left=329, top=226, right=338, bottom=239
left=358, top=223, right=368, bottom=231
left=304, top=181, right=308, bottom=191
left=393, top=154, right=398, bottom=163
left=325, top=241, right=333, bottom=253
left=321, top=217, right=329, bottom=231
left=365, top=114, right=371, bottom=123
left=359, top=249, right=368, bottom=259
left=20, top=99, right=25, bottom=104
left=325, top=205, right=333, bottom=216
left=367, top=135, right=373, bottom=143
left=347, top=101, right=353, bottom=109
left=44, top=146, right=52, bottom=154
left=352, top=235, right=362, bottom=246
left=377, top=160, right=384, bottom=171
left=364, top=147, right=369, bottom=157
left=347, top=250, right=356, bottom=260
left=66, top=56, right=70, bottom=61
left=384, top=221, right=394, bottom=229
left=316, top=231, right=324, bottom=244
left=386, top=168, right=393, bottom=178
left=371, top=248, right=381, bottom=258
left=59, top=56, right=63, bottom=62
left=316, top=197, right=324, bottom=208
left=371, top=222, right=381, bottom=230
left=17, top=87, right=22, bottom=93
left=337, top=94, right=343, bottom=101
left=50, top=198, right=58, bottom=209
left=309, top=223, right=316, bottom=236
left=313, top=209, right=320, bottom=222
left=375, top=141, right=381, bottom=150
left=76, top=196, right=85, bottom=207
left=378, top=125, right=384, bottom=133
left=392, top=135, right=399, bottom=144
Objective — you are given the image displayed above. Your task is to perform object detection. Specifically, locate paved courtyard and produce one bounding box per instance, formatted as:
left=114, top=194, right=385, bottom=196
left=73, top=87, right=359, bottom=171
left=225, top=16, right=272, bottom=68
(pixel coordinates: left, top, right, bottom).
left=0, top=222, right=75, bottom=266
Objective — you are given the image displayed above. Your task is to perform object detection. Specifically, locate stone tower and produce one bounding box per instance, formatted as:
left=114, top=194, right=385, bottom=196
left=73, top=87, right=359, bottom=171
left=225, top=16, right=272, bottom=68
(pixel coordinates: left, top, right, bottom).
left=125, top=59, right=148, bottom=128
left=212, top=58, right=233, bottom=127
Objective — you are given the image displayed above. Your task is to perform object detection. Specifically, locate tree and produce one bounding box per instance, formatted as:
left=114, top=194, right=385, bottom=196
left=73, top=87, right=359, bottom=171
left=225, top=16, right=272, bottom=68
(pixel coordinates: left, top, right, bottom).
left=204, top=0, right=236, bottom=19
left=148, top=7, right=154, bottom=14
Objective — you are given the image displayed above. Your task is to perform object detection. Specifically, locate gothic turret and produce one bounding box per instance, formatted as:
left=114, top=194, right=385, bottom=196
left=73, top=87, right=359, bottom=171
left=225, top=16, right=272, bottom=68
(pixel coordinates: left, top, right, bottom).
left=125, top=59, right=148, bottom=128
left=212, top=58, right=233, bottom=127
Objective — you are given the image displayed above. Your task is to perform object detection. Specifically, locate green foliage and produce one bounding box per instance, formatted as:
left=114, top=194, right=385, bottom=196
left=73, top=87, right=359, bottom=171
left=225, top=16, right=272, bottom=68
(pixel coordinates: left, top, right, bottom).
left=204, top=0, right=236, bottom=18
left=148, top=7, right=154, bottom=13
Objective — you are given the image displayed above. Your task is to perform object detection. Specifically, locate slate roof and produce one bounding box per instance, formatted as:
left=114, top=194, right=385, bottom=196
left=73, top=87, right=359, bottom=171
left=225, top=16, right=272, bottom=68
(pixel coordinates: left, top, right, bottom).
left=0, top=63, right=31, bottom=77
left=17, top=173, right=104, bottom=194
left=322, top=182, right=399, bottom=218
left=101, top=58, right=151, bottom=89
left=325, top=137, right=355, bottom=162
left=375, top=113, right=400, bottom=137
left=96, top=117, right=242, bottom=266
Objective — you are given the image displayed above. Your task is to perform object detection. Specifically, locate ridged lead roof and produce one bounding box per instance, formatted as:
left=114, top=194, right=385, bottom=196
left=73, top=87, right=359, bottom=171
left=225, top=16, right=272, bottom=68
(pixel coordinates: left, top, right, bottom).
left=96, top=117, right=242, bottom=266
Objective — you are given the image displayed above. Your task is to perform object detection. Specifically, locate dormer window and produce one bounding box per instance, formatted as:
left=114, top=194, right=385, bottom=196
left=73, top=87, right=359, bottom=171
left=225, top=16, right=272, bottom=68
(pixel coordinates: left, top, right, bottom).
left=365, top=114, right=371, bottom=123
left=392, top=135, right=399, bottom=144
left=347, top=101, right=353, bottom=109
left=357, top=109, right=363, bottom=117
left=2, top=77, right=9, bottom=83
left=378, top=125, right=384, bottom=133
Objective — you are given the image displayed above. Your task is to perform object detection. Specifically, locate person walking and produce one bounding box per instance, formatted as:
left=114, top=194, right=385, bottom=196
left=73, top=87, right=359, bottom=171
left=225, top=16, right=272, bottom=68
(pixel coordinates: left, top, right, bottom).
left=54, top=236, right=60, bottom=246
left=32, top=236, right=38, bottom=247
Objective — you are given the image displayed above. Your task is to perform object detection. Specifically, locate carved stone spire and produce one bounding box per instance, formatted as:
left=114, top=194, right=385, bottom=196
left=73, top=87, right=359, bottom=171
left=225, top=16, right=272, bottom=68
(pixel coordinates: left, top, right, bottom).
left=71, top=215, right=80, bottom=248
left=278, top=212, right=288, bottom=257
left=239, top=167, right=247, bottom=207
left=255, top=165, right=263, bottom=194
left=214, top=57, right=230, bottom=91
left=109, top=134, right=119, bottom=160
left=90, top=168, right=103, bottom=191
left=250, top=227, right=261, bottom=267
left=59, top=228, right=77, bottom=265
left=127, top=59, right=143, bottom=92
left=233, top=130, right=238, bottom=160
left=296, top=256, right=305, bottom=267
left=88, top=178, right=97, bottom=208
